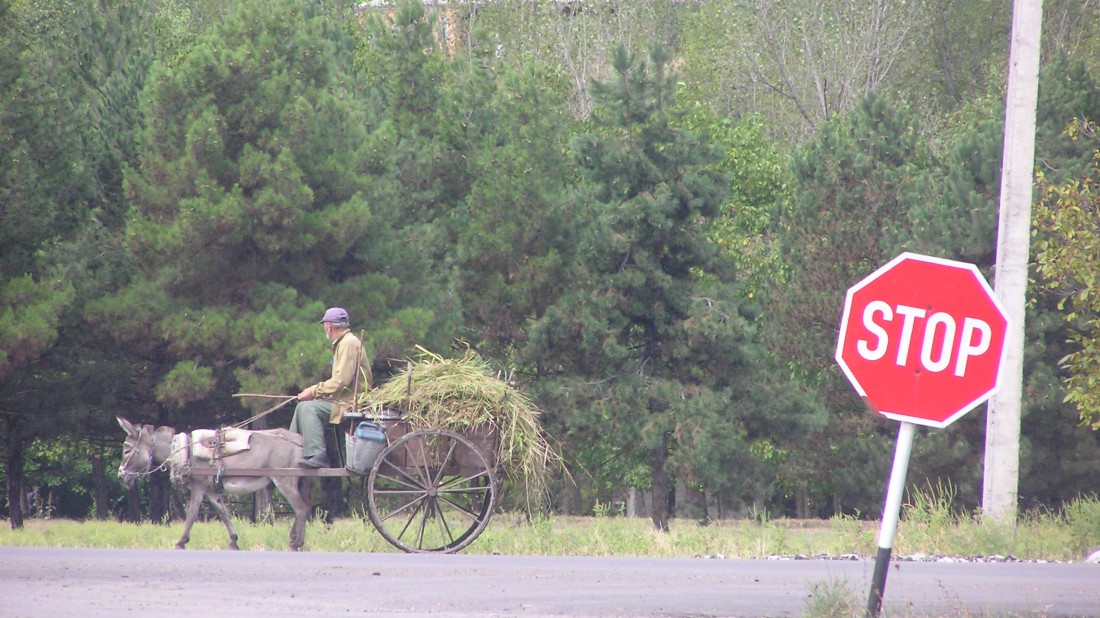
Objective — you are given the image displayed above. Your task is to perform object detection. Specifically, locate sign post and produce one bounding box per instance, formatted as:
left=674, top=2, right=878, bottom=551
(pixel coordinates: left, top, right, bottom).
left=834, top=252, right=1009, bottom=616
left=867, top=421, right=915, bottom=615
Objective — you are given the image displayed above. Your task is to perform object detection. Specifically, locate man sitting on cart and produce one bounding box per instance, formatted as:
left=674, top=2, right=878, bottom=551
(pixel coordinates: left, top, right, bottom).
left=290, top=307, right=371, bottom=468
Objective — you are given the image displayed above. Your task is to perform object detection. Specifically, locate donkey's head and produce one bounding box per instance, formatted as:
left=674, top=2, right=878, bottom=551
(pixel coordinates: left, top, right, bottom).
left=117, top=417, right=160, bottom=489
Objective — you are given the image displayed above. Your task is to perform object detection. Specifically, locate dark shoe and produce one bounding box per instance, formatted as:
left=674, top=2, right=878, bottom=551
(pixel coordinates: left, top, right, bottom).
left=297, top=454, right=330, bottom=468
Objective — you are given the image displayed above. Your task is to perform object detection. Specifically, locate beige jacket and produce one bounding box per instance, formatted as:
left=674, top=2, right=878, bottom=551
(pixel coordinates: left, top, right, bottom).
left=312, top=330, right=371, bottom=423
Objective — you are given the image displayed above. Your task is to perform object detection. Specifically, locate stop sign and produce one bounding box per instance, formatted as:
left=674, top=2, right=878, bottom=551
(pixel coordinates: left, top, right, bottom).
left=835, top=252, right=1010, bottom=428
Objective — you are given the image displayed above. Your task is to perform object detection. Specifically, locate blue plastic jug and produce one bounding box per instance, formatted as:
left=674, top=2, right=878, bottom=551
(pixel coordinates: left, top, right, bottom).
left=354, top=421, right=385, bottom=443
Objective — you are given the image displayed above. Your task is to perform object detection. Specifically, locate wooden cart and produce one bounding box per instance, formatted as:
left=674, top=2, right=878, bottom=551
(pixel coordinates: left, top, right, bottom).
left=187, top=409, right=499, bottom=554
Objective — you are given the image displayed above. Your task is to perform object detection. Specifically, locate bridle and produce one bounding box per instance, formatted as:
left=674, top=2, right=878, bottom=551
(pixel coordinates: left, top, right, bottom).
left=119, top=425, right=171, bottom=479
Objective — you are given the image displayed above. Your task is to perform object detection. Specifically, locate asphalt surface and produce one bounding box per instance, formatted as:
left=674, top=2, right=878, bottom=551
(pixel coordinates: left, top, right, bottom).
left=1, top=547, right=1097, bottom=617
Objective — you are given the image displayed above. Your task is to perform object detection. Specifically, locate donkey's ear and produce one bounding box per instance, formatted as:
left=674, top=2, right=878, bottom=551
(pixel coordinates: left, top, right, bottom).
left=117, top=417, right=135, bottom=435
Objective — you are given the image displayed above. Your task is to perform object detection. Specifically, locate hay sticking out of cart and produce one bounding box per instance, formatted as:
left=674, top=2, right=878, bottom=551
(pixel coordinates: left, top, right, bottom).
left=362, top=347, right=555, bottom=512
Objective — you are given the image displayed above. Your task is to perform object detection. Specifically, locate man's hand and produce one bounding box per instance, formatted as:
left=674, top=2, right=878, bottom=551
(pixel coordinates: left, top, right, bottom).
left=297, top=386, right=315, bottom=401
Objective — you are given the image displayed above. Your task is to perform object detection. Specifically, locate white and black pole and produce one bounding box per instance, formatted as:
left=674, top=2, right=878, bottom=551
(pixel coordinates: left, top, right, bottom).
left=867, top=421, right=916, bottom=617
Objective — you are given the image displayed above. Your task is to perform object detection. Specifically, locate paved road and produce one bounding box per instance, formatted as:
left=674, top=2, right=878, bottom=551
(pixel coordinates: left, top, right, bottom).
left=1, top=547, right=1097, bottom=617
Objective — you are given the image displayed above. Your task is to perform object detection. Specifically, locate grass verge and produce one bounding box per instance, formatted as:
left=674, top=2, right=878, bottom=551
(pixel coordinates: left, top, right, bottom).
left=2, top=496, right=1097, bottom=560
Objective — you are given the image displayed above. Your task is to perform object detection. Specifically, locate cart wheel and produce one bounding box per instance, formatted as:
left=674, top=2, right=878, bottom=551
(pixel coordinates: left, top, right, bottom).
left=367, top=428, right=497, bottom=553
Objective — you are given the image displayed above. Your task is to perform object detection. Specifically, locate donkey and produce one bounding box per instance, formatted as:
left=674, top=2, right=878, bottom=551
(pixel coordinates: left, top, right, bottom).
left=117, top=417, right=312, bottom=551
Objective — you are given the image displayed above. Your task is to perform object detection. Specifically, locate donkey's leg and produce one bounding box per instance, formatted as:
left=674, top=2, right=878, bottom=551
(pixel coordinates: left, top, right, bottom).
left=273, top=476, right=310, bottom=551
left=205, top=492, right=240, bottom=550
left=177, top=486, right=206, bottom=550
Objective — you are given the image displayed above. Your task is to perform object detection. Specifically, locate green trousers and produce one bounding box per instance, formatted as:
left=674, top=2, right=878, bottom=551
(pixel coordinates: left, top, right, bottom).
left=289, top=399, right=334, bottom=459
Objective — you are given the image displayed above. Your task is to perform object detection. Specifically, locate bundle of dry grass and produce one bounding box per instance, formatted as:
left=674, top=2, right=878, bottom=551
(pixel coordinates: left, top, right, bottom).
left=361, top=346, right=556, bottom=511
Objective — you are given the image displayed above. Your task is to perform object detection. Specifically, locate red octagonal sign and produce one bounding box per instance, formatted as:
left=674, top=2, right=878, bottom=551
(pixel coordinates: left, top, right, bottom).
left=835, top=252, right=1010, bottom=428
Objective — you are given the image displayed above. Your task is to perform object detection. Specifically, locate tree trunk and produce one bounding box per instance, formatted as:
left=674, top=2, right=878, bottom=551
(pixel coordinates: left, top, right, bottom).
left=626, top=487, right=638, bottom=518
left=123, top=484, right=142, bottom=522
left=253, top=491, right=271, bottom=523
left=91, top=448, right=111, bottom=520
left=649, top=434, right=670, bottom=532
left=5, top=430, right=25, bottom=529
left=795, top=483, right=809, bottom=519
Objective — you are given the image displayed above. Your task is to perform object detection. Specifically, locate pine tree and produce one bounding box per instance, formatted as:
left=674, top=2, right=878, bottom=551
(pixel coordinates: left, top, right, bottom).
left=453, top=59, right=578, bottom=358
left=0, top=0, right=121, bottom=527
left=767, top=93, right=929, bottom=516
left=527, top=45, right=755, bottom=529
left=1034, top=54, right=1100, bottom=183
left=99, top=0, right=388, bottom=427
left=350, top=0, right=477, bottom=357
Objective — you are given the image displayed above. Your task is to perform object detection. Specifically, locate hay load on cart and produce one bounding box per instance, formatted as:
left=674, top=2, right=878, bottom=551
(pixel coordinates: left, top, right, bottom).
left=358, top=347, right=555, bottom=535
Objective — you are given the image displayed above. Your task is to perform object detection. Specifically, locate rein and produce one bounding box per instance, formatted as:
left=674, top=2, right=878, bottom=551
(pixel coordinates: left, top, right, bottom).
left=230, top=394, right=298, bottom=429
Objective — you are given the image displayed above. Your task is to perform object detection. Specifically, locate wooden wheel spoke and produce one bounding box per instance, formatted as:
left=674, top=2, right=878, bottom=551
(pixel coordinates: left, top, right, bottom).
left=386, top=498, right=427, bottom=546
left=436, top=494, right=485, bottom=521
left=375, top=464, right=426, bottom=491
left=368, top=428, right=498, bottom=554
left=436, top=484, right=492, bottom=496
left=430, top=438, right=459, bottom=486
left=433, top=499, right=458, bottom=545
left=413, top=500, right=433, bottom=548
left=438, top=472, right=491, bottom=492
left=376, top=493, right=426, bottom=526
left=405, top=440, right=434, bottom=483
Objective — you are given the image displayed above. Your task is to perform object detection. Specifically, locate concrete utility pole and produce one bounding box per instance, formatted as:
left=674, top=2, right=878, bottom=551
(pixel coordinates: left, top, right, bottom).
left=983, top=0, right=1044, bottom=522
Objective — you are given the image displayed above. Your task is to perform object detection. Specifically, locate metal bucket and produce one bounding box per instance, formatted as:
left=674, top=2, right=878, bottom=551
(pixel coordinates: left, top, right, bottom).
left=345, top=422, right=386, bottom=474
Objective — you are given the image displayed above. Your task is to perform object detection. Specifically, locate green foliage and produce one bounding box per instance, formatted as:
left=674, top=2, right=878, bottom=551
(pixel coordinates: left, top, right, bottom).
left=804, top=576, right=861, bottom=618
left=21, top=438, right=105, bottom=519
left=157, top=362, right=216, bottom=407
left=893, top=484, right=1100, bottom=559
left=898, top=58, right=1100, bottom=511
left=683, top=108, right=793, bottom=300
left=905, top=479, right=965, bottom=527
left=1043, top=0, right=1100, bottom=79
left=1033, top=119, right=1100, bottom=428
left=1034, top=55, right=1100, bottom=184
left=897, top=0, right=1010, bottom=114
left=0, top=276, right=74, bottom=382
left=527, top=44, right=759, bottom=523
left=0, top=1, right=140, bottom=488
left=776, top=92, right=927, bottom=378
left=899, top=81, right=1008, bottom=267
left=112, top=0, right=402, bottom=420
left=6, top=0, right=1100, bottom=527
left=351, top=0, right=473, bottom=358
left=356, top=0, right=464, bottom=222
left=680, top=0, right=932, bottom=146
left=764, top=93, right=930, bottom=516
left=126, top=0, right=370, bottom=291
left=1062, top=494, right=1100, bottom=555
left=454, top=59, right=578, bottom=358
